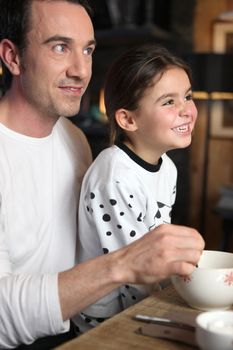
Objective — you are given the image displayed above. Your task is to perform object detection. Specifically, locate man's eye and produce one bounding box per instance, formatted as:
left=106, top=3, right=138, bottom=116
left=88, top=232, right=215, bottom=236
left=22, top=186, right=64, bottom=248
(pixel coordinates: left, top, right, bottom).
left=54, top=44, right=66, bottom=53
left=83, top=46, right=95, bottom=56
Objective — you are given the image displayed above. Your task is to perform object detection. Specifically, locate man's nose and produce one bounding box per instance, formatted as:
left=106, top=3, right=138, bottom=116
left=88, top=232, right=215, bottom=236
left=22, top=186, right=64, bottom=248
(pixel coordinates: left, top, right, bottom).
left=66, top=51, right=91, bottom=80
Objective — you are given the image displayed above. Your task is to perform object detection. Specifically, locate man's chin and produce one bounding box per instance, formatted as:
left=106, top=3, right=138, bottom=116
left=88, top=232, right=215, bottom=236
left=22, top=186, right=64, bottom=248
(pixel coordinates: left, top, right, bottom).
left=58, top=105, right=81, bottom=118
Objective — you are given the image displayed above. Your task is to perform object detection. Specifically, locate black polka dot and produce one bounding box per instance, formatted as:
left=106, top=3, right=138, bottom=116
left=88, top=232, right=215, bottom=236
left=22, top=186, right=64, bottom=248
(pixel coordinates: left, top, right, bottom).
left=103, top=214, right=111, bottom=222
left=130, top=230, right=136, bottom=237
left=86, top=206, right=90, bottom=212
left=120, top=212, right=124, bottom=216
left=117, top=225, right=122, bottom=229
left=110, top=199, right=117, bottom=206
left=121, top=293, right=126, bottom=297
left=125, top=285, right=130, bottom=289
left=99, top=204, right=104, bottom=208
left=132, top=296, right=136, bottom=300
left=156, top=210, right=161, bottom=218
left=137, top=213, right=142, bottom=222
left=103, top=248, right=109, bottom=254
left=130, top=195, right=134, bottom=198
left=85, top=317, right=91, bottom=323
left=96, top=318, right=105, bottom=323
left=90, top=192, right=95, bottom=199
left=128, top=204, right=132, bottom=208
left=106, top=231, right=112, bottom=236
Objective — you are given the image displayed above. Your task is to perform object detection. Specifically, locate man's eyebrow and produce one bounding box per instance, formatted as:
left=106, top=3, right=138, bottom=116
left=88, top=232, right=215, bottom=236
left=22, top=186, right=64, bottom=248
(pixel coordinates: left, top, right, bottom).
left=43, top=35, right=72, bottom=45
left=87, top=39, right=97, bottom=47
left=43, top=35, right=97, bottom=47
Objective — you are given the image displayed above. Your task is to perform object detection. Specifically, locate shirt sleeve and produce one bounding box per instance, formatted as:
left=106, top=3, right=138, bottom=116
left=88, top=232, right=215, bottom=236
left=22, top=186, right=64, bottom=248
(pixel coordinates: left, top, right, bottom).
left=0, top=227, right=68, bottom=349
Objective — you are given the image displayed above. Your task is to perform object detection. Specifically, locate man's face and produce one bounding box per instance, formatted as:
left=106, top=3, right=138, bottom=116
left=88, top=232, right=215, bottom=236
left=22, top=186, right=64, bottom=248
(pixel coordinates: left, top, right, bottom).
left=19, top=0, right=95, bottom=119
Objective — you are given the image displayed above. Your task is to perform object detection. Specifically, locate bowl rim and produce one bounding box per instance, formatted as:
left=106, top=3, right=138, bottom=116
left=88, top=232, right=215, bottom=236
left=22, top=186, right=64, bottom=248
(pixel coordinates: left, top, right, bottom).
left=183, top=250, right=233, bottom=271
left=196, top=310, right=233, bottom=336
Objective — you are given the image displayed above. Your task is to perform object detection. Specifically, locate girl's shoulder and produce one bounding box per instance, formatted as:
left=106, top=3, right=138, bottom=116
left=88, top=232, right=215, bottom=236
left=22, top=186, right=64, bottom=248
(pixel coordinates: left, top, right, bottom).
left=162, top=153, right=177, bottom=175
left=82, top=145, right=142, bottom=190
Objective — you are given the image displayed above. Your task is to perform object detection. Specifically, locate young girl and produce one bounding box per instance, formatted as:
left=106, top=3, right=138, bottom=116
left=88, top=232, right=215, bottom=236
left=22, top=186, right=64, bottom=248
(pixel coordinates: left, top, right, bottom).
left=75, top=44, right=197, bottom=331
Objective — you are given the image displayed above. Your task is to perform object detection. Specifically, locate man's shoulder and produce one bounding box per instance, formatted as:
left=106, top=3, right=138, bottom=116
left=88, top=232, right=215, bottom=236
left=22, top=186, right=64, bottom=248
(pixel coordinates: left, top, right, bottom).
left=57, top=117, right=88, bottom=144
left=56, top=117, right=92, bottom=162
left=58, top=117, right=82, bottom=134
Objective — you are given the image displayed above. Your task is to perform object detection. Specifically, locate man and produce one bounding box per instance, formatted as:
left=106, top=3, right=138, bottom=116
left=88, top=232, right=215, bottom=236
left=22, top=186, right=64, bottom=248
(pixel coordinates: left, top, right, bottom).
left=0, top=1, right=204, bottom=349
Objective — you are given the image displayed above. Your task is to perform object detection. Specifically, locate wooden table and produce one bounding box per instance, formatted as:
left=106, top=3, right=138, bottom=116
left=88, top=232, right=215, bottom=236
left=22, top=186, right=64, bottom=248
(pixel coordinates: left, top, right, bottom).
left=55, top=285, right=205, bottom=350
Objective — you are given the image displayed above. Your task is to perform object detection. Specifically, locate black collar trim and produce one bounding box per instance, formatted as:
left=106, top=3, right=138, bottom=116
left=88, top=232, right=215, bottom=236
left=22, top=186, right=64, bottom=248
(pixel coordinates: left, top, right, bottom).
left=116, top=142, right=163, bottom=173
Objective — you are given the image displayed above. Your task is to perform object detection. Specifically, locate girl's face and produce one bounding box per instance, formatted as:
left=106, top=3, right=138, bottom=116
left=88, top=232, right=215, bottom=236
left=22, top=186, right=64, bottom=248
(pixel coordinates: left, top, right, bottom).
left=128, top=67, right=197, bottom=164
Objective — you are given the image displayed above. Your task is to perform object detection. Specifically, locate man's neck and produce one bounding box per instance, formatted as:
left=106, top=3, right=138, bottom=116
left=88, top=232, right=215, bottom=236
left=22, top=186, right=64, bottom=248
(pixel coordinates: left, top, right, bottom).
left=0, top=90, right=59, bottom=138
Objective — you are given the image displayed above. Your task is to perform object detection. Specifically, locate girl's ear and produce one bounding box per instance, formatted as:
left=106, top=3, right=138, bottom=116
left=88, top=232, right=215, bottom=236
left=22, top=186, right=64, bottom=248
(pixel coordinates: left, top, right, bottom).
left=0, top=39, right=21, bottom=76
left=115, top=109, right=138, bottom=132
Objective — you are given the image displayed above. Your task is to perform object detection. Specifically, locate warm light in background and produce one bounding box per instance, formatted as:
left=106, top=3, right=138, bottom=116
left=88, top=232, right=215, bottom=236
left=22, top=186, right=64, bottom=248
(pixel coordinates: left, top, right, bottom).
left=99, top=88, right=106, bottom=115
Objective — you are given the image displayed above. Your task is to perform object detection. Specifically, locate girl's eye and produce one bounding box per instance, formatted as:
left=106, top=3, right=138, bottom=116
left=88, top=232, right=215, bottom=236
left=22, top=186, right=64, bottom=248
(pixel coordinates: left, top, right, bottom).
left=54, top=44, right=66, bottom=53
left=163, top=99, right=174, bottom=106
left=185, top=93, right=193, bottom=101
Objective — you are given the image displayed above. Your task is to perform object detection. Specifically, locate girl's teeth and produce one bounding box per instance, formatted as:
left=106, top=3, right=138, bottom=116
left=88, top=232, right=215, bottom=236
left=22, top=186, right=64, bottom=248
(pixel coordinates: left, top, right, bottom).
left=174, top=125, right=189, bottom=132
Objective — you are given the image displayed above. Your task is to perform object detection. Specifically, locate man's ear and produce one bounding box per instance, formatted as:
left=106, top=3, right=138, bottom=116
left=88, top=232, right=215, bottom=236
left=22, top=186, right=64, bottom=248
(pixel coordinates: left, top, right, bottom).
left=115, top=109, right=138, bottom=132
left=0, top=39, right=21, bottom=76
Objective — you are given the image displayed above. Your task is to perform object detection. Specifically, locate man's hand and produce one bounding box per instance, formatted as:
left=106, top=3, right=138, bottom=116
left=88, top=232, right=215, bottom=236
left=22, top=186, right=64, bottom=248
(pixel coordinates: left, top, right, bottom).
left=59, top=223, right=204, bottom=320
left=113, top=223, right=205, bottom=285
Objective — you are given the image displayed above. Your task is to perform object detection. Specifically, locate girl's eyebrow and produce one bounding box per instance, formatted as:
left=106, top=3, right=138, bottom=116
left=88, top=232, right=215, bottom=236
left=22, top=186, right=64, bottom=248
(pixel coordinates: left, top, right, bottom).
left=156, top=92, right=176, bottom=103
left=155, top=86, right=192, bottom=103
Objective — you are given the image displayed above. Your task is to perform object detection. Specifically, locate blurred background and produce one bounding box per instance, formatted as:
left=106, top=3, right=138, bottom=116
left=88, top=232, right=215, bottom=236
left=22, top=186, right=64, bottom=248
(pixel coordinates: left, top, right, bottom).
left=1, top=0, right=233, bottom=251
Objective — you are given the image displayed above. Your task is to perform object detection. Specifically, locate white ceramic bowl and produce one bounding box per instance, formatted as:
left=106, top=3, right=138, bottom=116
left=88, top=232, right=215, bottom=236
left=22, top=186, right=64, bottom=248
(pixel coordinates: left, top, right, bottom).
left=196, top=311, right=233, bottom=350
left=171, top=250, right=233, bottom=310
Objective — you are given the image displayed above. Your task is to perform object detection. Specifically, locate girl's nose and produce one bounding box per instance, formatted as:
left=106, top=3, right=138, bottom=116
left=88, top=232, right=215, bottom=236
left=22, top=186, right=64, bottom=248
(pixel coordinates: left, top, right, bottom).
left=178, top=100, right=191, bottom=117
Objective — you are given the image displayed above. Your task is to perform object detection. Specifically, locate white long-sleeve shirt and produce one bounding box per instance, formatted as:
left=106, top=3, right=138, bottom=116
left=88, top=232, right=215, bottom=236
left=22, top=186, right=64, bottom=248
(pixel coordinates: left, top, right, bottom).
left=0, top=117, right=92, bottom=348
left=76, top=143, right=177, bottom=332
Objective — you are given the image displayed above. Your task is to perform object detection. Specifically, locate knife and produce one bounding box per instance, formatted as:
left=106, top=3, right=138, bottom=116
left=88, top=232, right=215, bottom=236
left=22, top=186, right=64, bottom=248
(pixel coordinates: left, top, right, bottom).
left=134, top=314, right=195, bottom=332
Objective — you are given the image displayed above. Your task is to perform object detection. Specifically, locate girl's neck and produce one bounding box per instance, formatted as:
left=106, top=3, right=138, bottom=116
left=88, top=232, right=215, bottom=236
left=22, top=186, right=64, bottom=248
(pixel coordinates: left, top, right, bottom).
left=123, top=139, right=162, bottom=165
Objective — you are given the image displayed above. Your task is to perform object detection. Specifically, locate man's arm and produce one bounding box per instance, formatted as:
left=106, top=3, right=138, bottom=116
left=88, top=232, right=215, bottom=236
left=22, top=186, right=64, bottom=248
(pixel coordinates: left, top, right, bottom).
left=59, top=223, right=205, bottom=321
left=0, top=223, right=203, bottom=348
left=0, top=273, right=67, bottom=348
